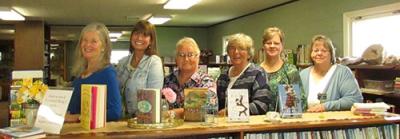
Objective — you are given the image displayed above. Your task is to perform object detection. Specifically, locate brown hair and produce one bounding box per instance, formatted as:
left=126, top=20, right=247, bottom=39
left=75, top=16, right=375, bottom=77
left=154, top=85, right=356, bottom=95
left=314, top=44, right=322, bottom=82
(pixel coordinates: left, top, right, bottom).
left=310, top=35, right=336, bottom=64
left=129, top=20, right=158, bottom=55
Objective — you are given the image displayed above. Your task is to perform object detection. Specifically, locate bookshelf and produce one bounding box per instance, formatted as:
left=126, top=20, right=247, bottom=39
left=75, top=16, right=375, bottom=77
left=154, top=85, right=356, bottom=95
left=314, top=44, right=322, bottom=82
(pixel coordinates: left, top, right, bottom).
left=348, top=64, right=400, bottom=113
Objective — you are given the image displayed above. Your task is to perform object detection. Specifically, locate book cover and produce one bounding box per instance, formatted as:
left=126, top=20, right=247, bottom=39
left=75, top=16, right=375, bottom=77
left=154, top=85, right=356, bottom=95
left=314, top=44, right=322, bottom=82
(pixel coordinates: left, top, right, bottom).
left=184, top=88, right=208, bottom=122
left=227, top=89, right=250, bottom=122
left=80, top=84, right=106, bottom=130
left=136, top=89, right=161, bottom=124
left=35, top=89, right=72, bottom=134
left=278, top=84, right=302, bottom=118
left=0, top=126, right=44, bottom=138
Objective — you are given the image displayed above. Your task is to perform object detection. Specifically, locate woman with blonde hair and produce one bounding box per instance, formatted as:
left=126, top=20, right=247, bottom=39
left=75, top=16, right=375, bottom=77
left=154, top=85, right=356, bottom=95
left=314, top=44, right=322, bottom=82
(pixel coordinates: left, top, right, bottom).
left=67, top=22, right=122, bottom=121
left=260, top=27, right=306, bottom=111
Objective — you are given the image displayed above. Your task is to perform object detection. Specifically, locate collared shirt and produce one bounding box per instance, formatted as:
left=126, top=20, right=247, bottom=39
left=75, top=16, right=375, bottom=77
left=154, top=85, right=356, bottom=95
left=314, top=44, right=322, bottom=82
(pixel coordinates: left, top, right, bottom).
left=163, top=70, right=217, bottom=108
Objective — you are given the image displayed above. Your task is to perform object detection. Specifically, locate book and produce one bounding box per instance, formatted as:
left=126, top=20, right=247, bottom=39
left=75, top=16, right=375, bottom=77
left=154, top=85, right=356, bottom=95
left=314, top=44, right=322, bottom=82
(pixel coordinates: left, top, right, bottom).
left=278, top=84, right=302, bottom=118
left=80, top=84, right=107, bottom=130
left=184, top=88, right=208, bottom=122
left=227, top=89, right=250, bottom=122
left=136, top=89, right=161, bottom=124
left=0, top=126, right=45, bottom=139
left=35, top=89, right=73, bottom=134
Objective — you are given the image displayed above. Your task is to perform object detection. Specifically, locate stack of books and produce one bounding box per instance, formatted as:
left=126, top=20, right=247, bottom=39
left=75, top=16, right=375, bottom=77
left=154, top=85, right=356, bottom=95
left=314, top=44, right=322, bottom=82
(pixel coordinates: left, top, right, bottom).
left=0, top=126, right=46, bottom=139
left=351, top=102, right=390, bottom=116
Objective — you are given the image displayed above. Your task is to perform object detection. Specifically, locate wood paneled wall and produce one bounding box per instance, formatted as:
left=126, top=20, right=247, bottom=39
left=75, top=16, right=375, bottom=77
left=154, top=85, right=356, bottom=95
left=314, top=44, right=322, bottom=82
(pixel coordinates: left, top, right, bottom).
left=14, top=21, right=45, bottom=70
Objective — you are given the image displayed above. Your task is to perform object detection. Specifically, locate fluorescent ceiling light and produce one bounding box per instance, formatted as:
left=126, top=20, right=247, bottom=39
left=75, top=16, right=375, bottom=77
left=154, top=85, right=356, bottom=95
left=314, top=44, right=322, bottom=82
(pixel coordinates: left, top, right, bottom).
left=0, top=7, right=25, bottom=21
left=148, top=15, right=172, bottom=25
left=109, top=32, right=122, bottom=38
left=164, top=0, right=201, bottom=10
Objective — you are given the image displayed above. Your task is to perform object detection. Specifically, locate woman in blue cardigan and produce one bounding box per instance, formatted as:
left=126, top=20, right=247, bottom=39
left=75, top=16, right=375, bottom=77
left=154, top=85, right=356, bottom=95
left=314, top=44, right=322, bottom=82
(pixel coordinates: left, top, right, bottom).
left=67, top=22, right=122, bottom=121
left=300, top=35, right=363, bottom=112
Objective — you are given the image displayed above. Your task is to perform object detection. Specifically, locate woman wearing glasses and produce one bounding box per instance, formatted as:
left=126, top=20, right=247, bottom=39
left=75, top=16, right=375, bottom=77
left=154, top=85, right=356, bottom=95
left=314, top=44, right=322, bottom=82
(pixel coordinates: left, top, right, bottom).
left=217, top=33, right=272, bottom=115
left=116, top=20, right=164, bottom=118
left=163, top=37, right=217, bottom=118
left=300, top=35, right=363, bottom=112
left=260, top=27, right=306, bottom=111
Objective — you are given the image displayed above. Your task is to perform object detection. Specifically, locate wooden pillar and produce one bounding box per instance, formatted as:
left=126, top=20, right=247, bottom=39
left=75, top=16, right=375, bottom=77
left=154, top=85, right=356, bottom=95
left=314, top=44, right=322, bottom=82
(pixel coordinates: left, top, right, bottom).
left=14, top=21, right=45, bottom=70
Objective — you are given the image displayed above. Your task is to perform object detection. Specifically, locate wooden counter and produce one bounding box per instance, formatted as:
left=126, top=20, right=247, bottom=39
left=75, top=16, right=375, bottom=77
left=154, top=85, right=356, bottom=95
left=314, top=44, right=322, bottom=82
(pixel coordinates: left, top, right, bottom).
left=47, top=111, right=400, bottom=139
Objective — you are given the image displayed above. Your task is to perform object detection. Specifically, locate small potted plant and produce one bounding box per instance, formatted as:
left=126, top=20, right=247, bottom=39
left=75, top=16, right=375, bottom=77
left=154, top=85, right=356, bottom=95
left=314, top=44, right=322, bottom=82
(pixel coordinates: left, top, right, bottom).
left=15, top=78, right=48, bottom=127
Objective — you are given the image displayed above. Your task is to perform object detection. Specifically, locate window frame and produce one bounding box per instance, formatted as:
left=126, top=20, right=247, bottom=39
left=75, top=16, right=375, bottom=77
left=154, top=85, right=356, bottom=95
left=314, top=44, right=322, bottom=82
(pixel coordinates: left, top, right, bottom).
left=342, top=2, right=400, bottom=57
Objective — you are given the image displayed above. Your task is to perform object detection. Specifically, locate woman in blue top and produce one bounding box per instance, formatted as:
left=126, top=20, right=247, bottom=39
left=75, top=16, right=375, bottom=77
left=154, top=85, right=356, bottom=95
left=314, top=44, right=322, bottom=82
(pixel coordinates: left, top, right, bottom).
left=67, top=23, right=122, bottom=121
left=300, top=35, right=363, bottom=112
left=116, top=20, right=164, bottom=118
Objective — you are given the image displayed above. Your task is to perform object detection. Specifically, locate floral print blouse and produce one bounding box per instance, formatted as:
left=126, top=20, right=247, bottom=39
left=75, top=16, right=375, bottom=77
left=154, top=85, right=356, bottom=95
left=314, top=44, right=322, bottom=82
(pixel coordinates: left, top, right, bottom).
left=163, top=70, right=217, bottom=109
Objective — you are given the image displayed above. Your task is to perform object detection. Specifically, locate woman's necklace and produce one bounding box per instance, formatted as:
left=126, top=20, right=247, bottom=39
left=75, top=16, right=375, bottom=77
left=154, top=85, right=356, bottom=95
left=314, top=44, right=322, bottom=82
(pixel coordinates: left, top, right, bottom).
left=131, top=55, right=141, bottom=68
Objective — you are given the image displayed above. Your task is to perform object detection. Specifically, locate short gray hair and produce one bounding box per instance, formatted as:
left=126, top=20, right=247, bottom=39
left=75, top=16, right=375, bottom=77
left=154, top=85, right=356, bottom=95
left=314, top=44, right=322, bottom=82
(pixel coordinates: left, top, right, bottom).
left=176, top=37, right=200, bottom=55
left=226, top=33, right=254, bottom=61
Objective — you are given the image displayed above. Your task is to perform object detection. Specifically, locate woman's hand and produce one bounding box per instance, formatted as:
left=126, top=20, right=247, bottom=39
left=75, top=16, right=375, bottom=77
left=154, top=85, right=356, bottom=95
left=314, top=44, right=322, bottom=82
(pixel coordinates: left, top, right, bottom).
left=64, top=114, right=80, bottom=123
left=307, top=104, right=326, bottom=112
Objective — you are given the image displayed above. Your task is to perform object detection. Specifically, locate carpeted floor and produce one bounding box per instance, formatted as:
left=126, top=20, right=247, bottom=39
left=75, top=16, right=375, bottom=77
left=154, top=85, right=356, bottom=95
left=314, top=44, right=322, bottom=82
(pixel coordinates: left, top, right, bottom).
left=0, top=101, right=9, bottom=128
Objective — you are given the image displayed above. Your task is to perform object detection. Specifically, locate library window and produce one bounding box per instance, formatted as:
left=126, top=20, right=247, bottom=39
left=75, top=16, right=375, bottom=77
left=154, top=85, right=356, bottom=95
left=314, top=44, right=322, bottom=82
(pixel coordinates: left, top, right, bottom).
left=351, top=13, right=400, bottom=57
left=344, top=2, right=400, bottom=57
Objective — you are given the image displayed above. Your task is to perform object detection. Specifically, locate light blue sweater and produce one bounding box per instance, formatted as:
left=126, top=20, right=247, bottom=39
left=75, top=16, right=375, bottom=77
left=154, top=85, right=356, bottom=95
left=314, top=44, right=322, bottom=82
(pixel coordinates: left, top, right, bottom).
left=300, top=64, right=363, bottom=111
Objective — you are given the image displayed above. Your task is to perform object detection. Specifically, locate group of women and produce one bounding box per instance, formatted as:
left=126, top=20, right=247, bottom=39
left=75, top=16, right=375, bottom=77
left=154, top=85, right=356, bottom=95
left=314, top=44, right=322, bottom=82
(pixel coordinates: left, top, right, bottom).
left=66, top=20, right=363, bottom=122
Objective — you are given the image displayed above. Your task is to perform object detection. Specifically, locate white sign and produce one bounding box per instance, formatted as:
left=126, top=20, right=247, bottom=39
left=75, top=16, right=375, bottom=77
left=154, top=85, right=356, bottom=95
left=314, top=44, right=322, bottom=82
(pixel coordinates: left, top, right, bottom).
left=227, top=89, right=250, bottom=122
left=35, top=89, right=73, bottom=134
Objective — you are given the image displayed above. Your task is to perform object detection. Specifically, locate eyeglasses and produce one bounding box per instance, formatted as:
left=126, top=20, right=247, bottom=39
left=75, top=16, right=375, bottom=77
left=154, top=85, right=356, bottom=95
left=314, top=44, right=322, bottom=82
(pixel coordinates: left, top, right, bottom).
left=177, top=52, right=198, bottom=58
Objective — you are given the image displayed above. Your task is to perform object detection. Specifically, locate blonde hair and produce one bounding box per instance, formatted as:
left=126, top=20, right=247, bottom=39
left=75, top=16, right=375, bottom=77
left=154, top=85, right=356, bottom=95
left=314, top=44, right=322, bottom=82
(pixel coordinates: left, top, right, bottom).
left=263, top=27, right=284, bottom=45
left=226, top=33, right=254, bottom=61
left=71, top=22, right=112, bottom=76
